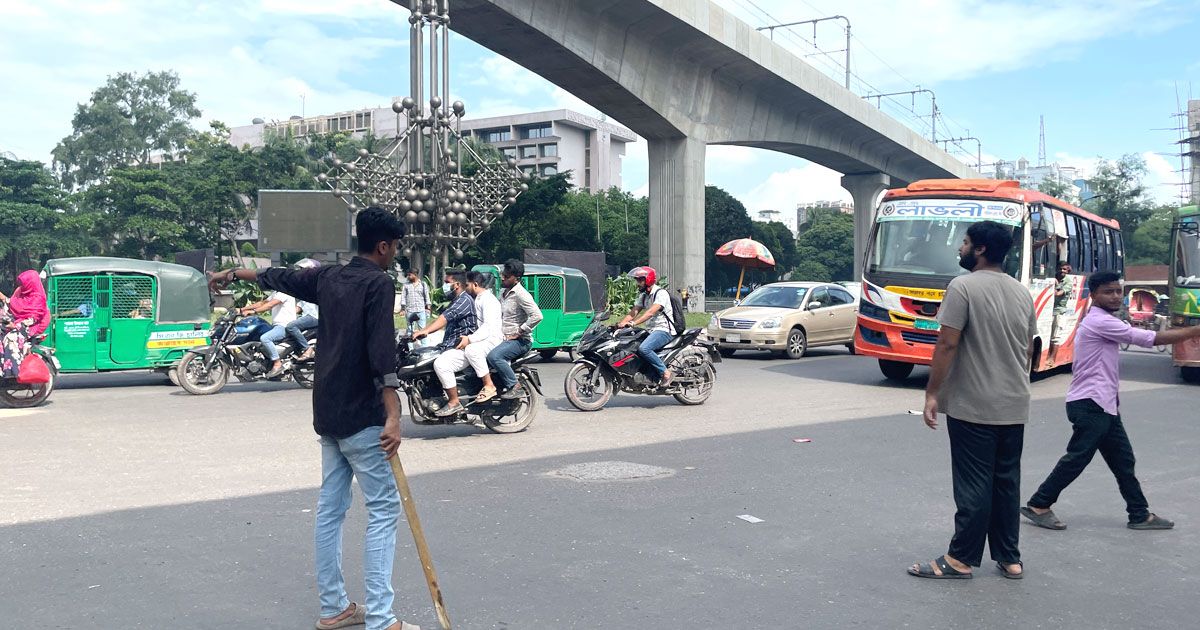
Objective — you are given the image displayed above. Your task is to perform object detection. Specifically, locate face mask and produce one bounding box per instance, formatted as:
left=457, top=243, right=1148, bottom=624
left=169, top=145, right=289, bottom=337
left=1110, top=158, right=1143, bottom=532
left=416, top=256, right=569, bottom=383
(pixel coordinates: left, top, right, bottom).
left=958, top=250, right=977, bottom=272
left=442, top=283, right=454, bottom=294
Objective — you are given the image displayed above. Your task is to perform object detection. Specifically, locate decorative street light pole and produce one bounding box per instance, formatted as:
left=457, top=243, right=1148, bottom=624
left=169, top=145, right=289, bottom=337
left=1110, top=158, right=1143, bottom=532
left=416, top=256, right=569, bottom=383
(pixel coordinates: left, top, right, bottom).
left=317, top=0, right=528, bottom=280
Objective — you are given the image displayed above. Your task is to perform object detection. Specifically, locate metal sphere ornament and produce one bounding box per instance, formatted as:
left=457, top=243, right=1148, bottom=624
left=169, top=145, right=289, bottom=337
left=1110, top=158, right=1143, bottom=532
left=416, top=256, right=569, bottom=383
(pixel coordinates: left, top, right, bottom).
left=317, top=173, right=328, bottom=183
left=430, top=96, right=442, bottom=109
left=417, top=188, right=431, bottom=201
left=404, top=211, right=418, bottom=222
left=520, top=183, right=529, bottom=191
left=411, top=200, right=423, bottom=212
left=331, top=157, right=343, bottom=167
left=418, top=210, right=431, bottom=223
left=345, top=163, right=357, bottom=172
left=452, top=100, right=465, bottom=115
left=392, top=100, right=405, bottom=113
left=332, top=188, right=344, bottom=198
left=402, top=247, right=412, bottom=257
left=446, top=160, right=457, bottom=170
left=401, top=96, right=415, bottom=109
left=348, top=203, right=359, bottom=211
left=507, top=158, right=517, bottom=167
left=451, top=201, right=462, bottom=212
left=453, top=249, right=463, bottom=259
left=404, top=188, right=417, bottom=201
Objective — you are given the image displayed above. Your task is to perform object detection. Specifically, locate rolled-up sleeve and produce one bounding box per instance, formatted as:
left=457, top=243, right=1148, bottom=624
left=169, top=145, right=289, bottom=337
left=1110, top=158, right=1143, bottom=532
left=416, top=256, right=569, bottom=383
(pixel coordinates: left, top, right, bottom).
left=519, top=289, right=543, bottom=334
left=1092, top=311, right=1157, bottom=348
left=364, top=276, right=399, bottom=389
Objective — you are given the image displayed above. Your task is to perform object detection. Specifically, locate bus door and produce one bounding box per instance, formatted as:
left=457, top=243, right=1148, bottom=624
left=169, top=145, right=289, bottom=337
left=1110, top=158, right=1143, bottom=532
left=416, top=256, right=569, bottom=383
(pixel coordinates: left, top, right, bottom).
left=1028, top=205, right=1057, bottom=342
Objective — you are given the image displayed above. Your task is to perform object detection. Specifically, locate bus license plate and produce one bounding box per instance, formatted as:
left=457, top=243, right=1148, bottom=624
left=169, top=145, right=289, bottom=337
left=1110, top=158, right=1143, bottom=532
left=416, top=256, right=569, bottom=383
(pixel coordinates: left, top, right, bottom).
left=915, top=320, right=940, bottom=331
left=726, top=334, right=741, bottom=343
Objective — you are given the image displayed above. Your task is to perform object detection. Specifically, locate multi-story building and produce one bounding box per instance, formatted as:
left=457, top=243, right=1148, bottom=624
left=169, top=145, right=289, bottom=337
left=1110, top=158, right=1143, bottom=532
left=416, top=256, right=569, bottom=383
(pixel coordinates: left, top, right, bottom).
left=984, top=158, right=1081, bottom=198
left=795, top=200, right=853, bottom=235
left=228, top=106, right=636, bottom=193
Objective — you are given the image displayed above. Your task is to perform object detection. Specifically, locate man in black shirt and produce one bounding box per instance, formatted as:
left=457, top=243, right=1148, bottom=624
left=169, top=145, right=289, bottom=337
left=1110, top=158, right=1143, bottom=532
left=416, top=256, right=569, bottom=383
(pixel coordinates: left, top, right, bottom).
left=209, top=208, right=415, bottom=630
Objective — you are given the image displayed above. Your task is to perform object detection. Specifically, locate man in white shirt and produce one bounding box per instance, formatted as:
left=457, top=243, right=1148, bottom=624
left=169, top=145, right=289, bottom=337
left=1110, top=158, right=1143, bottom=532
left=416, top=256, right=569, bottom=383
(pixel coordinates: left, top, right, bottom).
left=240, top=290, right=297, bottom=378
left=617, top=265, right=675, bottom=386
left=428, top=270, right=504, bottom=415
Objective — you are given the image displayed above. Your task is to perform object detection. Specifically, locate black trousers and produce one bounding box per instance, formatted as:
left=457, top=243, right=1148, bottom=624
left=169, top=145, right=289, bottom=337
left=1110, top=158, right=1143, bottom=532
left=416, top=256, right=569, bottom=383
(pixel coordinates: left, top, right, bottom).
left=1028, top=399, right=1149, bottom=523
left=946, top=417, right=1025, bottom=567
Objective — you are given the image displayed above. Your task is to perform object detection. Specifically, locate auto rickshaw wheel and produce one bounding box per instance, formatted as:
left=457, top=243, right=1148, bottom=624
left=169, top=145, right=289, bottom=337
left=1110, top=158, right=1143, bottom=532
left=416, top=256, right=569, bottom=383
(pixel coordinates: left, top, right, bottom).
left=1182, top=366, right=1200, bottom=384
left=538, top=348, right=559, bottom=362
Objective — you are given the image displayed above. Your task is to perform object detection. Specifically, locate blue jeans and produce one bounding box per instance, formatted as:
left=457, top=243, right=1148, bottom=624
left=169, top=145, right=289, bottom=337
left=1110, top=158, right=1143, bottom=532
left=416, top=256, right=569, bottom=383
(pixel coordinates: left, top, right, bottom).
left=487, top=338, right=532, bottom=390
left=638, top=330, right=672, bottom=379
left=406, top=311, right=428, bottom=346
left=286, top=315, right=318, bottom=351
left=260, top=325, right=287, bottom=361
left=316, top=425, right=400, bottom=630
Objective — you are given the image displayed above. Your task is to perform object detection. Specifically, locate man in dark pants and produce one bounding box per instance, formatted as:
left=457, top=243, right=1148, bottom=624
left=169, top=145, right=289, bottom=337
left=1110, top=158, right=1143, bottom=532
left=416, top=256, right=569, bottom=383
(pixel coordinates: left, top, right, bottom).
left=1023, top=270, right=1200, bottom=531
left=909, top=220, right=1038, bottom=580
left=209, top=208, right=418, bottom=630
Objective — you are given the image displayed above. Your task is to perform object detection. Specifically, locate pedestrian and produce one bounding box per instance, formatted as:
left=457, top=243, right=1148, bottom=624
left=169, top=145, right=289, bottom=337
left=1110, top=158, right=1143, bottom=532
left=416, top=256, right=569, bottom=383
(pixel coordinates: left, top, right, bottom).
left=398, top=270, right=432, bottom=345
left=1022, top=270, right=1200, bottom=532
left=487, top=259, right=543, bottom=400
left=909, top=220, right=1037, bottom=580
left=209, top=207, right=418, bottom=630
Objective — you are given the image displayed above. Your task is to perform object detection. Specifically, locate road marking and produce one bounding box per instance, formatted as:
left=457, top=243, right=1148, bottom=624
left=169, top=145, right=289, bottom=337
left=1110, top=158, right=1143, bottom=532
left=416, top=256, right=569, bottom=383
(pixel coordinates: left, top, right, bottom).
left=0, top=409, right=39, bottom=419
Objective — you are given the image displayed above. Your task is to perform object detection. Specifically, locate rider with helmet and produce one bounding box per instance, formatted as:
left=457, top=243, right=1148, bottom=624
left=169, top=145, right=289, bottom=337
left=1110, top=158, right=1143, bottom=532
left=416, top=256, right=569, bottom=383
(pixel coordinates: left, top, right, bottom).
left=617, top=266, right=674, bottom=386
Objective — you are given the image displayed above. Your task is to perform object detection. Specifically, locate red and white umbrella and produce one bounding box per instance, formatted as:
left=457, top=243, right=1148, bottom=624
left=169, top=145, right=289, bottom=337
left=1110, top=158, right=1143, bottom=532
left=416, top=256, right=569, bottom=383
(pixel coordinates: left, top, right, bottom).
left=715, top=237, right=776, bottom=300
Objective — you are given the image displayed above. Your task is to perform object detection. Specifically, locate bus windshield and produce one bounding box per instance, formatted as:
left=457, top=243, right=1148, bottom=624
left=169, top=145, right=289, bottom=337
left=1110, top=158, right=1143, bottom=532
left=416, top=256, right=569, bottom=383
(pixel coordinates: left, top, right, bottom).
left=869, top=219, right=973, bottom=277
left=1176, top=221, right=1200, bottom=287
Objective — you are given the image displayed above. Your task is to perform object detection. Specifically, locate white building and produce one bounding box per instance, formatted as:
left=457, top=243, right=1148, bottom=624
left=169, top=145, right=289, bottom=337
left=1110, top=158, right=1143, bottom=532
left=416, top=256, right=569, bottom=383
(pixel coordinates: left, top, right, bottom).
left=228, top=106, right=636, bottom=193
left=984, top=158, right=1081, bottom=198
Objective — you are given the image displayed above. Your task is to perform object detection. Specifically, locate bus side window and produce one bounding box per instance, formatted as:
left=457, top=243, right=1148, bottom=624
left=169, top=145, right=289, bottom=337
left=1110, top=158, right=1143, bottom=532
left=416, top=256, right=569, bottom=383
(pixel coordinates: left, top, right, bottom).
left=1112, top=229, right=1125, bottom=274
left=1030, top=206, right=1052, bottom=278
left=1065, top=216, right=1080, bottom=270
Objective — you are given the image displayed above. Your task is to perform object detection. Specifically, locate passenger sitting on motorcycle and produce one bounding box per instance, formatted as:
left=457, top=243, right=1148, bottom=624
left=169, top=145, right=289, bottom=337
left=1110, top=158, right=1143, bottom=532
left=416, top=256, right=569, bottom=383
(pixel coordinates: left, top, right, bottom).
left=459, top=270, right=505, bottom=403
left=617, top=265, right=674, bottom=386
left=413, top=271, right=479, bottom=417
left=1, top=270, right=51, bottom=379
left=286, top=259, right=321, bottom=362
left=487, top=259, right=544, bottom=400
left=239, top=289, right=298, bottom=379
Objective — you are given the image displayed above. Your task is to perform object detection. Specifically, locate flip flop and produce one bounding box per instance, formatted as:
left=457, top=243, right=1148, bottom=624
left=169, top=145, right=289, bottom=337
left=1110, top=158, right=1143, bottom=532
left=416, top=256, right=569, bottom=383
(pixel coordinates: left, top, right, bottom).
left=1128, top=513, right=1175, bottom=530
left=907, top=556, right=972, bottom=579
left=1021, top=506, right=1067, bottom=530
left=997, top=561, right=1024, bottom=580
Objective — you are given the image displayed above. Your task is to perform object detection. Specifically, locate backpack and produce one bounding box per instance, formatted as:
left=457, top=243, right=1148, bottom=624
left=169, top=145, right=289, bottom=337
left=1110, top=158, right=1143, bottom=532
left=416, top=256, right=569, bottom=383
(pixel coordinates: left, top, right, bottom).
left=653, top=288, right=687, bottom=335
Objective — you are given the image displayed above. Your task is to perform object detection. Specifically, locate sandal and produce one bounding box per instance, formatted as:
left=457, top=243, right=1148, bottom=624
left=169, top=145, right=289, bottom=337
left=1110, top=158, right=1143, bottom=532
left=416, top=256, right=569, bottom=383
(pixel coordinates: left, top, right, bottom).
left=1128, top=513, right=1174, bottom=530
left=907, top=555, right=972, bottom=579
left=997, top=561, right=1024, bottom=580
left=475, top=387, right=497, bottom=403
left=315, top=602, right=365, bottom=629
left=1021, top=506, right=1067, bottom=530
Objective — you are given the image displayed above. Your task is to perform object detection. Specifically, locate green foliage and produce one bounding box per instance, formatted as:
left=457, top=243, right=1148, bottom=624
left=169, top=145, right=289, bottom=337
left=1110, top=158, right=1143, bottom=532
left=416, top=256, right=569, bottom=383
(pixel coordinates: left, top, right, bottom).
left=793, top=209, right=855, bottom=281
left=704, top=185, right=755, bottom=293
left=240, top=241, right=257, bottom=256
left=1036, top=173, right=1080, bottom=205
left=52, top=71, right=201, bottom=189
left=0, top=158, right=95, bottom=286
left=1085, top=154, right=1154, bottom=232
left=748, top=220, right=798, bottom=284
left=1126, top=204, right=1176, bottom=266
left=605, top=275, right=639, bottom=314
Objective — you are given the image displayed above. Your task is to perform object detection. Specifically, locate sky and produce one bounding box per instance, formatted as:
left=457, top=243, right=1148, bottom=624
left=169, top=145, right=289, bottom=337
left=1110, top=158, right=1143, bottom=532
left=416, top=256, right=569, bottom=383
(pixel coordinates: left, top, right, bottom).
left=2, top=0, right=1199, bottom=214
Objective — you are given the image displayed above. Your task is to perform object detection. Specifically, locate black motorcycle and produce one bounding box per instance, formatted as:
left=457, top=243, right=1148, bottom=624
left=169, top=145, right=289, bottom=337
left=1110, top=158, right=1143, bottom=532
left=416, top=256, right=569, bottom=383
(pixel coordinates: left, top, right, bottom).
left=564, top=318, right=720, bottom=411
left=177, top=310, right=316, bottom=395
left=395, top=333, right=542, bottom=433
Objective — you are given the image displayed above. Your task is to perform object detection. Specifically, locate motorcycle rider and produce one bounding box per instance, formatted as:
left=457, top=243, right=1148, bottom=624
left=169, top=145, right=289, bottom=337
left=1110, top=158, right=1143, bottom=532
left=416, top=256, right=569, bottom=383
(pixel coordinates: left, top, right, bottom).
left=414, top=271, right=478, bottom=417
left=288, top=259, right=320, bottom=362
left=617, top=266, right=674, bottom=386
left=487, top=259, right=543, bottom=400
left=239, top=288, right=298, bottom=379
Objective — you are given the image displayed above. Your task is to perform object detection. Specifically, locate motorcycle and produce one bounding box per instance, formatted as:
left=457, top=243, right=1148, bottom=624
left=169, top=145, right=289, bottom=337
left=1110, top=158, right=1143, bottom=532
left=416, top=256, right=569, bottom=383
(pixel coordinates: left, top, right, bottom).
left=564, top=318, right=720, bottom=411
left=0, top=334, right=58, bottom=408
left=395, top=332, right=542, bottom=433
left=177, top=310, right=316, bottom=395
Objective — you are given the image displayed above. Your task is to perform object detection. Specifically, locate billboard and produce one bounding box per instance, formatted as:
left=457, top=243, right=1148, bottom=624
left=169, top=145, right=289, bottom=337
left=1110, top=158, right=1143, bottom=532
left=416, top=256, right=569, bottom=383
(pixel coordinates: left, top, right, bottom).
left=257, top=190, right=352, bottom=253
left=173, top=248, right=215, bottom=275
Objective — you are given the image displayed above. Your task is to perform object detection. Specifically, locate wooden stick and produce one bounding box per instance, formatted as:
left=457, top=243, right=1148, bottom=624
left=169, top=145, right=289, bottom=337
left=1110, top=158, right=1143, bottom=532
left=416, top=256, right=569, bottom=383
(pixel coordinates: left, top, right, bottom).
left=390, top=455, right=452, bottom=630
left=736, top=266, right=746, bottom=301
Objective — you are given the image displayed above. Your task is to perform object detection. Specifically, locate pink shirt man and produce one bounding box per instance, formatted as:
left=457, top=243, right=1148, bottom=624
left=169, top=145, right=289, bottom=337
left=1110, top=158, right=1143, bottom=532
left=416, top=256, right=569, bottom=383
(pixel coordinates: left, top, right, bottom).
left=1065, top=306, right=1157, bottom=415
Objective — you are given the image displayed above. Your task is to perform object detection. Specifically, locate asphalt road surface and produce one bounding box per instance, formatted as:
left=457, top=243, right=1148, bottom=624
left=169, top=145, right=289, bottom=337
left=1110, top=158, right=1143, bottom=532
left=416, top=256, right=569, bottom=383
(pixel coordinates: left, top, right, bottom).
left=2, top=346, right=1197, bottom=629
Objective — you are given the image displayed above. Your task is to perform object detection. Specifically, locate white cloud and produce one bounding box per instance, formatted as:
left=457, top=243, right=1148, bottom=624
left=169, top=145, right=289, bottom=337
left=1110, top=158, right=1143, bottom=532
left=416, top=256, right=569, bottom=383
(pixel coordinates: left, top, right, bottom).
left=734, top=162, right=850, bottom=213
left=714, top=0, right=1173, bottom=89
left=1050, top=151, right=1183, bottom=204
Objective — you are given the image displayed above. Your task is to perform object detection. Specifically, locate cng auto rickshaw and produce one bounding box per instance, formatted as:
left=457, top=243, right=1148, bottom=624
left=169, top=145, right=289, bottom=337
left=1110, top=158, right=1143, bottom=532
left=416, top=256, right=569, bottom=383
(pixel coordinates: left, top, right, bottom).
left=42, top=257, right=212, bottom=383
left=472, top=263, right=596, bottom=361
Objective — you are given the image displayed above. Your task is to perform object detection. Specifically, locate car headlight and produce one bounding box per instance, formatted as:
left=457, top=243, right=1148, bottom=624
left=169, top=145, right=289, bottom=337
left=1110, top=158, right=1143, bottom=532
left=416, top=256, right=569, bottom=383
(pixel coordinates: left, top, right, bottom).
left=759, top=317, right=782, bottom=330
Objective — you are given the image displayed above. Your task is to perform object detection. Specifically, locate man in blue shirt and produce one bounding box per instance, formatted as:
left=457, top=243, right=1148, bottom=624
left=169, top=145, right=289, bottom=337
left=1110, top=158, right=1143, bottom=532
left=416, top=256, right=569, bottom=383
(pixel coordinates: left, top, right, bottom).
left=414, top=270, right=478, bottom=417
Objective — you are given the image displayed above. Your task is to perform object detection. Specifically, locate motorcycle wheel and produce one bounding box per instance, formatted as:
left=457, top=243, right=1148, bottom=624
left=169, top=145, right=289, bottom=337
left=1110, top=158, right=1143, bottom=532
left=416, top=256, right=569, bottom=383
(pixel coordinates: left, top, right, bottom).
left=672, top=348, right=716, bottom=405
left=178, top=351, right=230, bottom=395
left=167, top=367, right=180, bottom=386
left=482, top=374, right=540, bottom=434
left=564, top=361, right=614, bottom=412
left=293, top=362, right=315, bottom=389
left=1, top=364, right=56, bottom=408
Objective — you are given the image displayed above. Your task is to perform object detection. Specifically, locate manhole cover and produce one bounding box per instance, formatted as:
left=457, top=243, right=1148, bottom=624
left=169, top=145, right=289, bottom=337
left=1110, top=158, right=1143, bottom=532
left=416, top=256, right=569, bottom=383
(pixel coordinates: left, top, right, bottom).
left=548, top=461, right=676, bottom=482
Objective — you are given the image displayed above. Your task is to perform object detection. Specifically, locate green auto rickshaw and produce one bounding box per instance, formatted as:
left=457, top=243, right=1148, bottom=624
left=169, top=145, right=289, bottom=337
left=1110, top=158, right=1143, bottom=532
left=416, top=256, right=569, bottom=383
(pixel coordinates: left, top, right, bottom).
left=472, top=263, right=596, bottom=361
left=42, top=257, right=212, bottom=382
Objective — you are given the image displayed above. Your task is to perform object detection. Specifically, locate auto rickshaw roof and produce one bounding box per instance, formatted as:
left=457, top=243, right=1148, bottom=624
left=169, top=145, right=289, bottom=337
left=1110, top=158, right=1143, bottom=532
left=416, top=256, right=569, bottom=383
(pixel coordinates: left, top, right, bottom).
left=472, top=263, right=587, bottom=278
left=43, top=256, right=210, bottom=323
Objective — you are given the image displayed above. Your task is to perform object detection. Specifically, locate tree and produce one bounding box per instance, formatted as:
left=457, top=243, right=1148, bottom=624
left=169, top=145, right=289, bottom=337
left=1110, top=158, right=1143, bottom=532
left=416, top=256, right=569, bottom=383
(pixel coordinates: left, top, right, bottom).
left=1085, top=154, right=1153, bottom=232
left=1125, top=204, right=1176, bottom=266
left=793, top=210, right=855, bottom=281
left=1036, top=173, right=1080, bottom=205
left=749, top=221, right=797, bottom=283
left=52, top=71, right=201, bottom=189
left=704, top=186, right=754, bottom=293
left=0, top=158, right=98, bottom=287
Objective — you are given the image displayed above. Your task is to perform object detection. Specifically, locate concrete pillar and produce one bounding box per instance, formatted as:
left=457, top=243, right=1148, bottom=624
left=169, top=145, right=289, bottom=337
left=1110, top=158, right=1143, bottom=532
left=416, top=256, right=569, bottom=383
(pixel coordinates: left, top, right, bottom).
left=648, top=136, right=706, bottom=311
left=841, top=172, right=891, bottom=281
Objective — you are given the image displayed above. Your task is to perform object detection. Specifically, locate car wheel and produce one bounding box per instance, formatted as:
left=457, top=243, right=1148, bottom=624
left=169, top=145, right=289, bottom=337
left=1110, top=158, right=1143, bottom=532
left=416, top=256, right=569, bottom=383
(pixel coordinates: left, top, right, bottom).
left=718, top=348, right=736, bottom=358
left=783, top=328, right=807, bottom=360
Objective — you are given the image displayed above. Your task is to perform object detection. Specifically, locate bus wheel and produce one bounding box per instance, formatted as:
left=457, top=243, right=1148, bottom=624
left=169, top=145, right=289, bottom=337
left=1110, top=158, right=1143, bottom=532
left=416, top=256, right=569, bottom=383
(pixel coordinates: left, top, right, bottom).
left=1182, top=366, right=1200, bottom=384
left=879, top=359, right=914, bottom=381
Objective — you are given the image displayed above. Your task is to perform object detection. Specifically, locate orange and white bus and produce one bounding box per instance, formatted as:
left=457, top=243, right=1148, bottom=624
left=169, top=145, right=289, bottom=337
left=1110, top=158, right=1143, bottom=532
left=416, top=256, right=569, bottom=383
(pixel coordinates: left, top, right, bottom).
left=853, top=179, right=1123, bottom=381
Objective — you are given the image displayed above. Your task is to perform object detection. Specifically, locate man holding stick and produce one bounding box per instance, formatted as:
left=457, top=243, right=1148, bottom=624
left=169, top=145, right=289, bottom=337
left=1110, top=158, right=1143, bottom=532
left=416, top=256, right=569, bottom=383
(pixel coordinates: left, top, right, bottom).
left=210, top=207, right=418, bottom=630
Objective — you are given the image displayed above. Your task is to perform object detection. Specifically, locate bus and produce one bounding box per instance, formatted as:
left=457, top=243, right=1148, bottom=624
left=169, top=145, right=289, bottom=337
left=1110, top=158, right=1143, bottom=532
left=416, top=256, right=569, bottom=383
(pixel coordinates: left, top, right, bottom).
left=853, top=179, right=1122, bottom=381
left=1169, top=205, right=1200, bottom=383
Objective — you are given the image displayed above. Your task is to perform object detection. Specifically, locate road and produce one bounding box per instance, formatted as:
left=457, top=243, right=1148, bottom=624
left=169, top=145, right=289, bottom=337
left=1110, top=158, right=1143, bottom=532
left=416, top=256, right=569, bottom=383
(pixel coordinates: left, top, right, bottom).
left=1, top=347, right=1197, bottom=629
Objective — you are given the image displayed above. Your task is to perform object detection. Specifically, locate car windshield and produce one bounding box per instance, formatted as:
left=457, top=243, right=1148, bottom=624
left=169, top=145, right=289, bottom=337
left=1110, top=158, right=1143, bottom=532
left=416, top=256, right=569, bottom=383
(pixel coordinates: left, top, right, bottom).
left=1175, top=221, right=1200, bottom=287
left=739, top=286, right=808, bottom=309
left=869, top=218, right=1023, bottom=278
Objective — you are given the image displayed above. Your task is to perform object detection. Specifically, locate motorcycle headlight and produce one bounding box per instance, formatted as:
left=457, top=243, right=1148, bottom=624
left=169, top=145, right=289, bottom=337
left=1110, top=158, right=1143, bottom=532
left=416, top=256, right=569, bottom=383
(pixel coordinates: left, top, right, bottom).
left=759, top=317, right=782, bottom=330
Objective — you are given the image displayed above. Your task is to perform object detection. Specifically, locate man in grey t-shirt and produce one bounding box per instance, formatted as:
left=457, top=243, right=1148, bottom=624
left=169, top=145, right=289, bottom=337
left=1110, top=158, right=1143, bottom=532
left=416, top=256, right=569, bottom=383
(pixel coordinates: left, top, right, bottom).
left=909, top=220, right=1037, bottom=581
